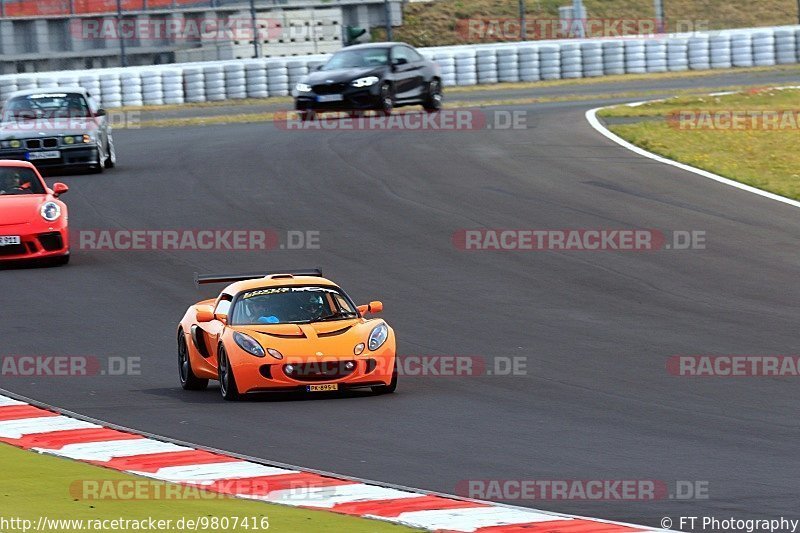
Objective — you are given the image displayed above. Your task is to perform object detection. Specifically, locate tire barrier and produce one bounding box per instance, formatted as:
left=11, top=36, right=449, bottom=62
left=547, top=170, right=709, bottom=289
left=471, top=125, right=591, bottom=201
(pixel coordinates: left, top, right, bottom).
left=1, top=25, right=797, bottom=108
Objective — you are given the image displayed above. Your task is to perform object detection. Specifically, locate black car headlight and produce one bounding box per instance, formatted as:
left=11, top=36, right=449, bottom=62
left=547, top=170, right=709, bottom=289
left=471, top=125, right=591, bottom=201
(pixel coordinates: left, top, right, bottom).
left=233, top=331, right=265, bottom=358
left=295, top=82, right=312, bottom=92
left=9, top=139, right=21, bottom=149
left=351, top=76, right=379, bottom=88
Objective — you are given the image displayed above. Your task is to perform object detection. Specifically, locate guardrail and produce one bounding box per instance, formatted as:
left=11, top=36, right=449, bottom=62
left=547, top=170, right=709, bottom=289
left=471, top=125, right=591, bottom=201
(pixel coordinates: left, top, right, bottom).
left=0, top=25, right=798, bottom=108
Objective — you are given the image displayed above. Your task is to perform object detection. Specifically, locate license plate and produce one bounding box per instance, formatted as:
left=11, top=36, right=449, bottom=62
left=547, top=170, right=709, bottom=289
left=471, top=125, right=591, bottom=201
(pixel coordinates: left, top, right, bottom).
left=307, top=383, right=339, bottom=392
left=27, top=151, right=60, bottom=160
left=0, top=236, right=21, bottom=246
left=317, top=94, right=343, bottom=102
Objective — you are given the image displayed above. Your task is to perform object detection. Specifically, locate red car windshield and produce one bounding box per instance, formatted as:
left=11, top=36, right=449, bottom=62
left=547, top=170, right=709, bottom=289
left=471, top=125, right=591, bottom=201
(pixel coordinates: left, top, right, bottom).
left=0, top=167, right=45, bottom=195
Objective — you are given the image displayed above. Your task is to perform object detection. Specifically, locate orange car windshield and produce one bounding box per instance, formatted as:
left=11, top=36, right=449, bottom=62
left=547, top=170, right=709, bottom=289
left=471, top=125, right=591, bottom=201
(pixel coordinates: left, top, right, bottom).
left=0, top=168, right=45, bottom=195
left=231, top=286, right=358, bottom=325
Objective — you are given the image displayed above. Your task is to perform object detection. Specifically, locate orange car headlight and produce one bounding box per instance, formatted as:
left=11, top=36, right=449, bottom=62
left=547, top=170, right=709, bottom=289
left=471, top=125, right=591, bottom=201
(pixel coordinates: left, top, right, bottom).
left=267, top=348, right=283, bottom=360
left=354, top=343, right=365, bottom=355
left=368, top=323, right=388, bottom=351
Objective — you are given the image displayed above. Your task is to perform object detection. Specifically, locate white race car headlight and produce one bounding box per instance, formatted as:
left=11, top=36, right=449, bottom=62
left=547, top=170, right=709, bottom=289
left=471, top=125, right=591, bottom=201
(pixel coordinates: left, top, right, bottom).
left=351, top=76, right=379, bottom=88
left=233, top=331, right=265, bottom=358
left=295, top=82, right=312, bottom=92
left=368, top=323, right=388, bottom=351
left=40, top=202, right=61, bottom=222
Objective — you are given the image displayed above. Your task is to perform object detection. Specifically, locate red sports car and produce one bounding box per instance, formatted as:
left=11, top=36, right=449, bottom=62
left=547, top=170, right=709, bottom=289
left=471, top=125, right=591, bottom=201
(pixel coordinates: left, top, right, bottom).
left=0, top=160, right=70, bottom=265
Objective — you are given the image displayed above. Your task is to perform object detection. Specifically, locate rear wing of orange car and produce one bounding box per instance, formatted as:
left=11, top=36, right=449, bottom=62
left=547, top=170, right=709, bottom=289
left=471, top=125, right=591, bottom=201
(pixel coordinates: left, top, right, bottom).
left=194, top=269, right=323, bottom=286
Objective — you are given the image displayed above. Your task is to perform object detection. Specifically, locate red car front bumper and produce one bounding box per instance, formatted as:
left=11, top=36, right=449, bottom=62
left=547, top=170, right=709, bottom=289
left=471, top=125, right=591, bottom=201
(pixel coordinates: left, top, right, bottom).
left=0, top=223, right=69, bottom=261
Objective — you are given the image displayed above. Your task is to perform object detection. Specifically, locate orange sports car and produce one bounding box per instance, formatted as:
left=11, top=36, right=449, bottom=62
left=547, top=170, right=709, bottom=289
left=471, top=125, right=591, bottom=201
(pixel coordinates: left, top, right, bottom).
left=177, top=269, right=397, bottom=400
left=0, top=160, right=69, bottom=265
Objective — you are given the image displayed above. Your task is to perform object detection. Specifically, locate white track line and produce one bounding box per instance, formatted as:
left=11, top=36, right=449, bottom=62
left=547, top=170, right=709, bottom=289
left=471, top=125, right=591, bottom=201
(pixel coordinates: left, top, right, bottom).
left=585, top=92, right=800, bottom=211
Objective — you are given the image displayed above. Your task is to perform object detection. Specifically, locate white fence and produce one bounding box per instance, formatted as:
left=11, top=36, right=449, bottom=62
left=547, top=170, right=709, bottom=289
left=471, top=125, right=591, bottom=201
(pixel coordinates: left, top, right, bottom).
left=0, top=25, right=798, bottom=108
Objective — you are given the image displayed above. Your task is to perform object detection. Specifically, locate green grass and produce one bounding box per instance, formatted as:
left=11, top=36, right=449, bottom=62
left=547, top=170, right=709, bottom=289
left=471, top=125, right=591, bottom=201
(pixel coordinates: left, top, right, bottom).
left=601, top=88, right=800, bottom=200
left=0, top=443, right=419, bottom=533
left=376, top=0, right=800, bottom=47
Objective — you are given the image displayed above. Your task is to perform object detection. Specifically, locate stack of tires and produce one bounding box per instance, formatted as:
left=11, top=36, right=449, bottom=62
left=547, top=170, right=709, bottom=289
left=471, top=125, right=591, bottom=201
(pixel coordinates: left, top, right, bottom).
left=496, top=47, right=519, bottom=83
left=56, top=74, right=79, bottom=88
left=645, top=40, right=668, bottom=73
left=581, top=42, right=604, bottom=77
left=141, top=70, right=164, bottom=105
left=560, top=43, right=582, bottom=78
left=244, top=60, right=268, bottom=98
left=517, top=46, right=540, bottom=81
left=476, top=49, right=498, bottom=84
left=731, top=33, right=754, bottom=67
left=688, top=36, right=711, bottom=70
left=0, top=78, right=17, bottom=101
left=266, top=60, right=289, bottom=96
left=602, top=41, right=625, bottom=75
left=184, top=66, right=206, bottom=103
left=162, top=69, right=184, bottom=105
left=539, top=45, right=561, bottom=80
left=752, top=31, right=776, bottom=66
left=624, top=40, right=647, bottom=74
left=454, top=50, right=477, bottom=86
left=433, top=52, right=457, bottom=86
left=79, top=74, right=101, bottom=100
left=667, top=37, right=689, bottom=71
left=710, top=34, right=732, bottom=69
left=15, top=77, right=36, bottom=91
left=286, top=60, right=309, bottom=93
left=774, top=28, right=797, bottom=64
left=224, top=63, right=247, bottom=99
left=37, top=76, right=58, bottom=89
left=204, top=64, right=226, bottom=101
left=99, top=72, right=122, bottom=108
left=120, top=71, right=144, bottom=107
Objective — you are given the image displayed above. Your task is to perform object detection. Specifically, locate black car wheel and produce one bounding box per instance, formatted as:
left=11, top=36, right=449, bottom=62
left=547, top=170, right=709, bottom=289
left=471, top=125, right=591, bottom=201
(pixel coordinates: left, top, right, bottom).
left=378, top=83, right=394, bottom=116
left=178, top=330, right=208, bottom=391
left=423, top=79, right=443, bottom=113
left=104, top=137, right=115, bottom=169
left=218, top=346, right=241, bottom=401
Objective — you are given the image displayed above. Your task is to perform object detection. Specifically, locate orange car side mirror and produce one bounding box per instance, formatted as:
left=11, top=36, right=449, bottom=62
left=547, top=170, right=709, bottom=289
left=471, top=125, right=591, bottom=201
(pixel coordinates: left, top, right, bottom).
left=52, top=183, right=69, bottom=197
left=358, top=301, right=383, bottom=315
left=196, top=307, right=214, bottom=322
left=215, top=313, right=228, bottom=325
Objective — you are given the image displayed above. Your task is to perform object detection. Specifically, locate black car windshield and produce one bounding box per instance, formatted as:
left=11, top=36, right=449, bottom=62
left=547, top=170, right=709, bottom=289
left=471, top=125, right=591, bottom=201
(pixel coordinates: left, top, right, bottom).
left=0, top=167, right=45, bottom=195
left=321, top=48, right=389, bottom=70
left=231, top=286, right=358, bottom=325
left=2, top=93, right=92, bottom=122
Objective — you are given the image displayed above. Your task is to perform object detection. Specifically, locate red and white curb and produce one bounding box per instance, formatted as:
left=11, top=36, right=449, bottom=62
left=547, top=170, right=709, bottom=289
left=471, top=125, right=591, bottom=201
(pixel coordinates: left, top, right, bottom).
left=0, top=392, right=669, bottom=532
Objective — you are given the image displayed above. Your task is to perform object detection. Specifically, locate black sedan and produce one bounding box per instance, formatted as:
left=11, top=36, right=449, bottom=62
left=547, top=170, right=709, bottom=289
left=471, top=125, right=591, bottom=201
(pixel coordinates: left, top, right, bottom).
left=293, top=42, right=443, bottom=119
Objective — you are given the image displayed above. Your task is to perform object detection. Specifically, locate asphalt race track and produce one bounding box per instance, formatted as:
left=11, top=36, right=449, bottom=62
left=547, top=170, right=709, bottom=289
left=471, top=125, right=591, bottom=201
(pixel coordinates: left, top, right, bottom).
left=2, top=70, right=800, bottom=528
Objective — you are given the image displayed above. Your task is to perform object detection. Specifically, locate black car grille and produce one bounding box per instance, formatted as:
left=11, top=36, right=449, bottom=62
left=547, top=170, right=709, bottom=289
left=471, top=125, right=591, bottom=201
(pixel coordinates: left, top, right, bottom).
left=284, top=361, right=356, bottom=382
left=38, top=232, right=64, bottom=252
left=313, top=83, right=347, bottom=95
left=0, top=244, right=27, bottom=257
left=25, top=138, right=58, bottom=150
